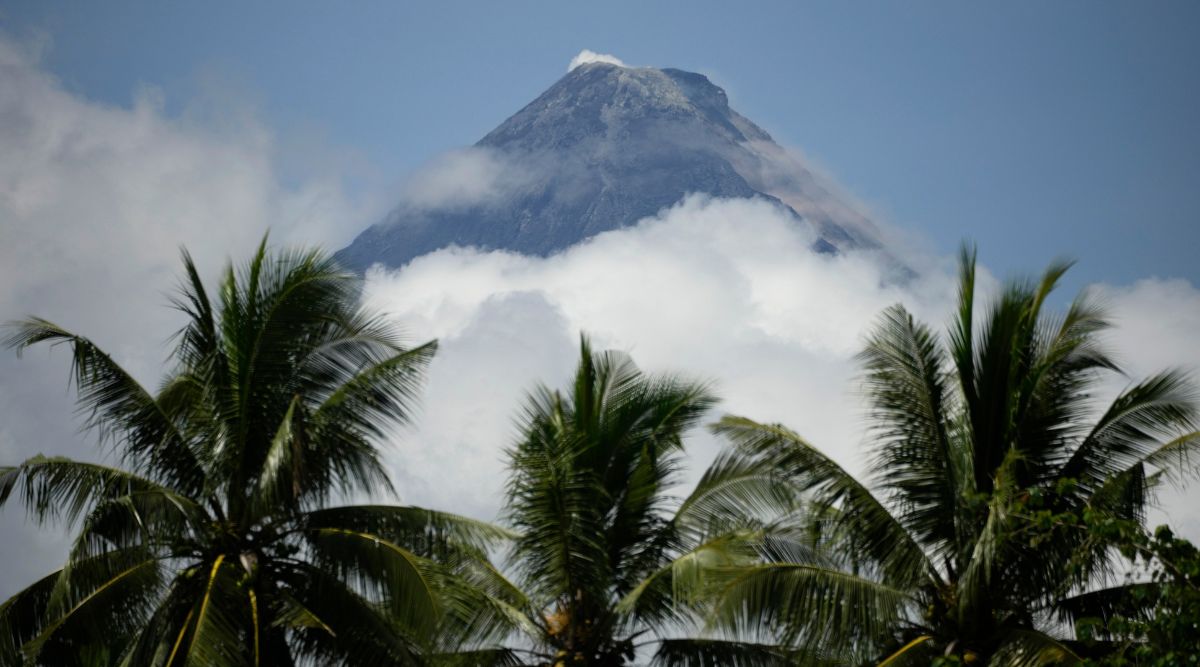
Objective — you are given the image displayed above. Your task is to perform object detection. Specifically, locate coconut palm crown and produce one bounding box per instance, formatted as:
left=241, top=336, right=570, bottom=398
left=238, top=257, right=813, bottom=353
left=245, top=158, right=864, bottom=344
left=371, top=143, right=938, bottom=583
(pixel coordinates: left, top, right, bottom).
left=713, top=246, right=1200, bottom=664
left=0, top=238, right=504, bottom=666
left=449, top=337, right=800, bottom=667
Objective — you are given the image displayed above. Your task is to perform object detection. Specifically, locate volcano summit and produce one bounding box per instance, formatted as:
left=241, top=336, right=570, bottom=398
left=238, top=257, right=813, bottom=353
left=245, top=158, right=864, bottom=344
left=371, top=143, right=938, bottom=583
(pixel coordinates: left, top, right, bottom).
left=337, top=54, right=882, bottom=271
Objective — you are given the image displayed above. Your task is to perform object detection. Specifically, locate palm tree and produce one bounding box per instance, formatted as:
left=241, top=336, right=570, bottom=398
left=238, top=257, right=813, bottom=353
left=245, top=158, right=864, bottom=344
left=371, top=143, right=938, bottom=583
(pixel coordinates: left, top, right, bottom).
left=447, top=337, right=800, bottom=667
left=712, top=246, right=1200, bottom=664
left=0, top=238, right=505, bottom=666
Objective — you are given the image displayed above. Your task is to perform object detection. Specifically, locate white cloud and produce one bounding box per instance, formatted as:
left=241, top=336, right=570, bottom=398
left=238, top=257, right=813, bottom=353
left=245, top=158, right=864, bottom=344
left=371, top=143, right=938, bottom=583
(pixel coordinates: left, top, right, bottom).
left=363, top=195, right=959, bottom=517
left=1100, top=278, right=1200, bottom=378
left=363, top=195, right=1200, bottom=541
left=0, top=32, right=368, bottom=595
left=568, top=49, right=626, bottom=72
left=1097, top=278, right=1200, bottom=539
left=0, top=35, right=369, bottom=338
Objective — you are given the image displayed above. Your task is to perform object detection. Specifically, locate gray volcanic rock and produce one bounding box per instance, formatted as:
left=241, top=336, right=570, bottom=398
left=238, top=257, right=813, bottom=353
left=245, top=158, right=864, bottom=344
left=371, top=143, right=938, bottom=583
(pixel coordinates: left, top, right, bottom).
left=336, top=62, right=880, bottom=272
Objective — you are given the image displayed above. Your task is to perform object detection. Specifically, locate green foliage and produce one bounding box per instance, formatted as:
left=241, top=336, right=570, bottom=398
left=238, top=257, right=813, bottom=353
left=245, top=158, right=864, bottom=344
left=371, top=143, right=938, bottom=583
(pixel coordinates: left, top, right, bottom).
left=4, top=237, right=1199, bottom=666
left=447, top=337, right=802, bottom=666
left=714, top=244, right=1200, bottom=664
left=0, top=236, right=503, bottom=666
left=1069, top=521, right=1200, bottom=665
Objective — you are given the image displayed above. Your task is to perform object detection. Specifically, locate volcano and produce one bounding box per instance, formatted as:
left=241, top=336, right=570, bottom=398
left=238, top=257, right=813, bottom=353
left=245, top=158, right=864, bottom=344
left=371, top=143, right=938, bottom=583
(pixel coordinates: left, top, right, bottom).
left=336, top=55, right=881, bottom=272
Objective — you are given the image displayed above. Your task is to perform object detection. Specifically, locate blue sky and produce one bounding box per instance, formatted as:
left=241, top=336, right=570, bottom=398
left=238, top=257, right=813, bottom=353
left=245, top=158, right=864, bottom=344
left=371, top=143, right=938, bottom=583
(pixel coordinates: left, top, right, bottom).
left=5, top=0, right=1198, bottom=289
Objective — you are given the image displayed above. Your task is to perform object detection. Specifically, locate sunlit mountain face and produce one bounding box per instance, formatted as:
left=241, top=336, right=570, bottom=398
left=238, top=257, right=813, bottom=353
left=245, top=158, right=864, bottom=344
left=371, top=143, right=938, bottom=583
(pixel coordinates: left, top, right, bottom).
left=336, top=61, right=882, bottom=272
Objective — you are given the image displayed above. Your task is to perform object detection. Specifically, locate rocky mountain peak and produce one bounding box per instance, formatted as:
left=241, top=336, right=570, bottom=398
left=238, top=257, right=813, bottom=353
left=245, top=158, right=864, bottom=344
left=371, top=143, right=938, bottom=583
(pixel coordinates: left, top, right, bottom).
left=336, top=60, right=880, bottom=272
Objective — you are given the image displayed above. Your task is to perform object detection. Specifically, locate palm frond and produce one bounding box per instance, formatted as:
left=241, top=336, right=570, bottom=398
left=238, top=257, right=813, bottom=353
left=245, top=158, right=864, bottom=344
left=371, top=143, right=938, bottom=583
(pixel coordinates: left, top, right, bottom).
left=1012, top=289, right=1115, bottom=484
left=432, top=558, right=537, bottom=653
left=963, top=280, right=1036, bottom=494
left=304, top=504, right=515, bottom=557
left=3, top=319, right=204, bottom=493
left=859, top=303, right=962, bottom=557
left=650, top=638, right=826, bottom=667
left=1061, top=371, right=1198, bottom=494
left=304, top=503, right=524, bottom=650
left=271, top=589, right=337, bottom=637
left=876, top=635, right=934, bottom=667
left=712, top=416, right=934, bottom=590
left=0, top=568, right=58, bottom=664
left=428, top=647, right=529, bottom=667
left=708, top=561, right=910, bottom=658
left=674, top=450, right=797, bottom=535
left=1053, top=582, right=1159, bottom=629
left=112, top=573, right=205, bottom=667
left=301, top=526, right=440, bottom=636
left=170, top=555, right=248, bottom=667
left=250, top=394, right=304, bottom=514
left=0, top=455, right=187, bottom=528
left=23, top=549, right=163, bottom=665
left=617, top=528, right=760, bottom=622
left=62, top=487, right=206, bottom=572
left=1136, top=429, right=1200, bottom=486
left=991, top=629, right=1080, bottom=667
left=277, top=561, right=425, bottom=666
left=305, top=340, right=438, bottom=501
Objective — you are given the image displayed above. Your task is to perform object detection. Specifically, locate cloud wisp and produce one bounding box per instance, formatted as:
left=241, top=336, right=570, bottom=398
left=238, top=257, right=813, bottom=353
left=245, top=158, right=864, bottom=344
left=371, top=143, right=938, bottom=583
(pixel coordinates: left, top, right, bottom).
left=390, top=147, right=536, bottom=212
left=568, top=49, right=627, bottom=72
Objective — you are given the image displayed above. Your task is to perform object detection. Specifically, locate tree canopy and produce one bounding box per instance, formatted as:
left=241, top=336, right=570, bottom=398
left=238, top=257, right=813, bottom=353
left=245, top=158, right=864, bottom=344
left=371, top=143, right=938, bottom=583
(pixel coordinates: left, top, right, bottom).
left=0, top=238, right=505, bottom=666
left=713, top=246, right=1200, bottom=664
left=2, top=241, right=1198, bottom=666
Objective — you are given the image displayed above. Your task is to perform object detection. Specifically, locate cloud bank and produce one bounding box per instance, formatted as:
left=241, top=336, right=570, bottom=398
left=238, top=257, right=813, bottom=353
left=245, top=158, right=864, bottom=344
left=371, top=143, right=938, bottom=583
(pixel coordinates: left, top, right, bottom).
left=361, top=196, right=1200, bottom=538
left=361, top=195, right=958, bottom=517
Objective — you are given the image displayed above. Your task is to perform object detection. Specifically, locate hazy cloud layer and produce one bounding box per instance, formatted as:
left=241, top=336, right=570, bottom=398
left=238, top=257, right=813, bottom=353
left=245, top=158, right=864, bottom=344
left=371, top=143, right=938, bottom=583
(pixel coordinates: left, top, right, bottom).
left=394, top=147, right=535, bottom=212
left=0, top=33, right=369, bottom=595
